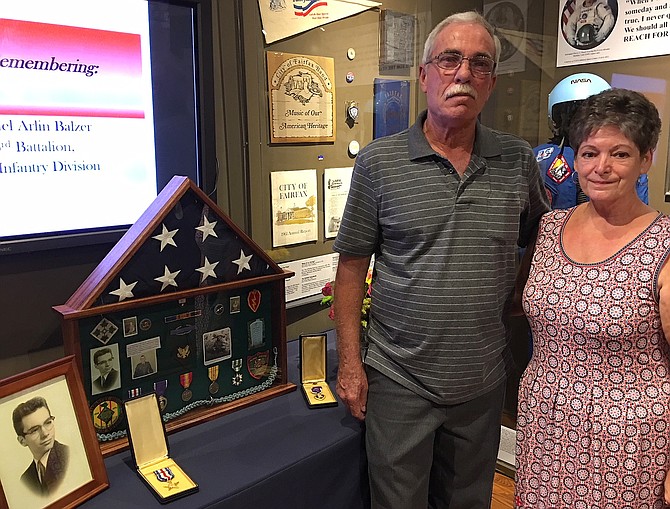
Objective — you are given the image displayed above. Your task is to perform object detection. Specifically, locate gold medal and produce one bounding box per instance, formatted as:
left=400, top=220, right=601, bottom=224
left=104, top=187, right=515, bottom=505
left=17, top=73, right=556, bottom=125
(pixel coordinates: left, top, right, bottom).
left=208, top=365, right=220, bottom=394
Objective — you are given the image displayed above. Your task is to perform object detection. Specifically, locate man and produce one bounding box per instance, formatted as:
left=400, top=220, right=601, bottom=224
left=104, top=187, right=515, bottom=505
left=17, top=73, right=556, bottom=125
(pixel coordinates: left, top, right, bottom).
left=133, top=354, right=154, bottom=377
left=13, top=396, right=69, bottom=496
left=333, top=11, right=549, bottom=509
left=565, top=0, right=615, bottom=49
left=92, top=347, right=120, bottom=394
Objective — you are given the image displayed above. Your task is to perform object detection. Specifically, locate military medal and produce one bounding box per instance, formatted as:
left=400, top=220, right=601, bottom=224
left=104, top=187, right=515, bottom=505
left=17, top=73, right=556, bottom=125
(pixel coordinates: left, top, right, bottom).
left=232, top=359, right=243, bottom=386
left=208, top=365, right=220, bottom=394
left=128, top=387, right=142, bottom=399
left=311, top=385, right=325, bottom=400
left=180, top=372, right=193, bottom=402
left=153, top=467, right=179, bottom=490
left=154, top=380, right=168, bottom=411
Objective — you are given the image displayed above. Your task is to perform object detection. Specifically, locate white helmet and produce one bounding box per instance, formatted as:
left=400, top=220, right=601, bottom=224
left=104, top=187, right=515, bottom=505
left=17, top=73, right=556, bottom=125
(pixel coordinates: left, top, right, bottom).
left=548, top=72, right=610, bottom=124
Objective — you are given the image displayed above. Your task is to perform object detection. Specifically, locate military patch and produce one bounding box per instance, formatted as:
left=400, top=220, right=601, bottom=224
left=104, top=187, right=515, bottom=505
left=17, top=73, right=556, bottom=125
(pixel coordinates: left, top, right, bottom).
left=90, top=397, right=123, bottom=433
left=90, top=317, right=118, bottom=345
left=176, top=344, right=191, bottom=360
left=247, top=350, right=269, bottom=380
left=247, top=289, right=261, bottom=312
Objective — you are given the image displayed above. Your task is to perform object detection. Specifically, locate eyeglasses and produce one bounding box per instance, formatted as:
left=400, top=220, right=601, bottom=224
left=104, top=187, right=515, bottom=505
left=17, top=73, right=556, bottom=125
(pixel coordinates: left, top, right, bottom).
left=426, top=51, right=496, bottom=78
left=22, top=416, right=55, bottom=438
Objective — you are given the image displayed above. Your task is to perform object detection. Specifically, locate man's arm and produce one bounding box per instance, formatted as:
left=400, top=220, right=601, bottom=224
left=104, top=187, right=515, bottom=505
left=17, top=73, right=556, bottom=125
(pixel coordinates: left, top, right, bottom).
left=334, top=253, right=372, bottom=421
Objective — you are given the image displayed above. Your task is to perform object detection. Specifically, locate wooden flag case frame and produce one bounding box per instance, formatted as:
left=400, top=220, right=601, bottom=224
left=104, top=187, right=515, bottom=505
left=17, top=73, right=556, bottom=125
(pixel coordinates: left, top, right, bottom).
left=55, top=177, right=295, bottom=456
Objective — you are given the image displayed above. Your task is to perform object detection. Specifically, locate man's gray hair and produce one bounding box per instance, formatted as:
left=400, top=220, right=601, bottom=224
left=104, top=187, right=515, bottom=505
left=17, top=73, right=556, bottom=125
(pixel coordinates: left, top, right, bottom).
left=422, top=11, right=501, bottom=73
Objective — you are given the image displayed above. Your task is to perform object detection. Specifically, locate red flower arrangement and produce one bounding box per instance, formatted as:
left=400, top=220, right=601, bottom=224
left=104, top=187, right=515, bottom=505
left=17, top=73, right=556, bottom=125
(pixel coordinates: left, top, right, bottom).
left=320, top=267, right=372, bottom=328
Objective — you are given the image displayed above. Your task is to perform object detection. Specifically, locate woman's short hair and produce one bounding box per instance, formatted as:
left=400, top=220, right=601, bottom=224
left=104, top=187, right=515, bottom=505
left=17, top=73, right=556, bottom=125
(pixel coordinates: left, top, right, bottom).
left=422, top=11, right=501, bottom=71
left=569, top=88, right=661, bottom=155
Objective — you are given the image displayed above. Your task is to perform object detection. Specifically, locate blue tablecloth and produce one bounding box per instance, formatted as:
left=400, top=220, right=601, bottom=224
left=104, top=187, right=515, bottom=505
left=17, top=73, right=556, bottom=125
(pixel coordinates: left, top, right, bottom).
left=82, top=332, right=369, bottom=509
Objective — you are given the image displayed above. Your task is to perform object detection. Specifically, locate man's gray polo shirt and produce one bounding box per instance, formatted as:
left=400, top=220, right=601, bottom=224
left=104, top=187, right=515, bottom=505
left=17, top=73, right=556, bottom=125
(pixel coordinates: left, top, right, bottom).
left=334, top=110, right=549, bottom=404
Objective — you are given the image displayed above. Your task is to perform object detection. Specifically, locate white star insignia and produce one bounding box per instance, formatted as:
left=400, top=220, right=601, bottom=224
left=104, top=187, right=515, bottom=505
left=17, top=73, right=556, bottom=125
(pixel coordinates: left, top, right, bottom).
left=154, top=265, right=181, bottom=291
left=232, top=249, right=253, bottom=275
left=152, top=224, right=178, bottom=251
left=196, top=257, right=219, bottom=282
left=109, top=278, right=137, bottom=301
left=196, top=216, right=218, bottom=242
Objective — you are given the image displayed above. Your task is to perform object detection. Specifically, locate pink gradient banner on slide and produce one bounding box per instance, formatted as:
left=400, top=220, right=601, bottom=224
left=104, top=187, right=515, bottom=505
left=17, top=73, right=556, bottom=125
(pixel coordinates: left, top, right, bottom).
left=0, top=18, right=144, bottom=117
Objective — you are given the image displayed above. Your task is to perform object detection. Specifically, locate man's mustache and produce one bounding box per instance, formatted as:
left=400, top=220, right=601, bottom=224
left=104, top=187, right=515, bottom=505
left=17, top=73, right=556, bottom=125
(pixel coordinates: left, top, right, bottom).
left=444, top=84, right=478, bottom=100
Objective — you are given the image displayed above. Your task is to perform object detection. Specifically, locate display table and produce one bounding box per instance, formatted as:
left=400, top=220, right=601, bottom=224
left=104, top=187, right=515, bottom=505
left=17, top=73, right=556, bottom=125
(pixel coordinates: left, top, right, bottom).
left=81, top=332, right=369, bottom=509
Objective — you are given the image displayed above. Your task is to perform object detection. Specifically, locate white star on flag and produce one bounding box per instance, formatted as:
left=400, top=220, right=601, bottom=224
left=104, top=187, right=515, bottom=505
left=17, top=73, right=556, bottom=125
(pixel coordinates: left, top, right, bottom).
left=155, top=265, right=181, bottom=291
left=152, top=224, right=178, bottom=251
left=232, top=249, right=253, bottom=275
left=109, top=278, right=137, bottom=301
left=196, top=216, right=218, bottom=241
left=196, top=257, right=219, bottom=282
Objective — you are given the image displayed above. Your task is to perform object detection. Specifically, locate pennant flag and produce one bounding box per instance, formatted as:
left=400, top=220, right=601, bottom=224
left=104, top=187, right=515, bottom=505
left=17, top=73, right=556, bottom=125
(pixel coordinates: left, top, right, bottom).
left=258, top=0, right=381, bottom=44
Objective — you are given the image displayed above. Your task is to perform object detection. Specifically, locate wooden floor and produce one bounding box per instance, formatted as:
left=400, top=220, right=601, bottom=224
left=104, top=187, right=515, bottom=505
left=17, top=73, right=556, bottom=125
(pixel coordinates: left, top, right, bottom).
left=491, top=472, right=515, bottom=509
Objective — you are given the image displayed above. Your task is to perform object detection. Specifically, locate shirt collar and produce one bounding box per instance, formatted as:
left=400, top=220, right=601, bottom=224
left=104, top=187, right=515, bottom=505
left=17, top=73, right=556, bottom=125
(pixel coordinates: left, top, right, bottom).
left=408, top=110, right=502, bottom=161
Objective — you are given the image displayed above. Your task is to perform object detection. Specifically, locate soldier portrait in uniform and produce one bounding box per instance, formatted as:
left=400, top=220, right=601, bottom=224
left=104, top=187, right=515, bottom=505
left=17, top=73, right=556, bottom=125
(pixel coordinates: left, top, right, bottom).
left=90, top=345, right=122, bottom=395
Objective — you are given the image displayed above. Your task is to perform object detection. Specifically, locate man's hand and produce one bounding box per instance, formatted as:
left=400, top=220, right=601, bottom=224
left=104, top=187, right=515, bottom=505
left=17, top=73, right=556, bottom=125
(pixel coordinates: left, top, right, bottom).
left=336, top=363, right=368, bottom=421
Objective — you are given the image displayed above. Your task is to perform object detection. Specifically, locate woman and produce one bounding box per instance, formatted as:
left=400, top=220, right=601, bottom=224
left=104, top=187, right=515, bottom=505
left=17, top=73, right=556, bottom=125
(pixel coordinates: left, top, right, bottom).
left=515, top=88, right=670, bottom=508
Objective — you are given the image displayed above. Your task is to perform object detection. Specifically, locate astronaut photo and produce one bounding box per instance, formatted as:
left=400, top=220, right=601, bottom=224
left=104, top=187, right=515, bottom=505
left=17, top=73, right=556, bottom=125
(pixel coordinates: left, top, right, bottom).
left=564, top=0, right=617, bottom=50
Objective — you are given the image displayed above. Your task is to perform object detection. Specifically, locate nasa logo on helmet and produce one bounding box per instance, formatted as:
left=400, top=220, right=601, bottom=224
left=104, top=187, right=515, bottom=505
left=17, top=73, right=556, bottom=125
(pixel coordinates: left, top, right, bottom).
left=547, top=72, right=610, bottom=126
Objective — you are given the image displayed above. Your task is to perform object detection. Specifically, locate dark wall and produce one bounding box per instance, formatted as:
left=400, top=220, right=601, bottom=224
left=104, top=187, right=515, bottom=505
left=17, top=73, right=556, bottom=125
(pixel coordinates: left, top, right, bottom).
left=0, top=244, right=112, bottom=377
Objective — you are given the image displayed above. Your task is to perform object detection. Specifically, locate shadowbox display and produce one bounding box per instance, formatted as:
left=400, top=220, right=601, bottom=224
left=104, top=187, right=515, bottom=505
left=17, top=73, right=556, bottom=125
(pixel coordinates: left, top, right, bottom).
left=54, top=176, right=295, bottom=456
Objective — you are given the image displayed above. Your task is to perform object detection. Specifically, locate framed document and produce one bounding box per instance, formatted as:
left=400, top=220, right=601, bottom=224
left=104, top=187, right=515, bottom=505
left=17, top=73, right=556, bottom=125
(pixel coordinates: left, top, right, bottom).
left=379, top=10, right=416, bottom=73
left=267, top=52, right=335, bottom=143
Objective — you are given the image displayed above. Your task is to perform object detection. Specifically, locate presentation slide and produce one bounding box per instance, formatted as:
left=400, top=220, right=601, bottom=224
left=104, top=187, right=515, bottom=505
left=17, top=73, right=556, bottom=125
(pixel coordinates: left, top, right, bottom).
left=0, top=0, right=157, bottom=237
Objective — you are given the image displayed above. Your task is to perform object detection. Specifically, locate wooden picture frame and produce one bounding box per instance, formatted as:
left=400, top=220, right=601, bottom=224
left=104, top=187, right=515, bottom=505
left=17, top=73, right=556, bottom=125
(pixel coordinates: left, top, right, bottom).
left=0, top=356, right=108, bottom=509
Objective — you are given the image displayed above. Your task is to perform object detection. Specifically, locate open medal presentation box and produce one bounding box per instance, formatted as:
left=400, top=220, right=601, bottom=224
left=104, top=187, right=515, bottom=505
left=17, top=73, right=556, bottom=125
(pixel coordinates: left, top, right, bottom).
left=55, top=176, right=295, bottom=456
left=300, top=333, right=338, bottom=408
left=125, top=393, right=198, bottom=503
